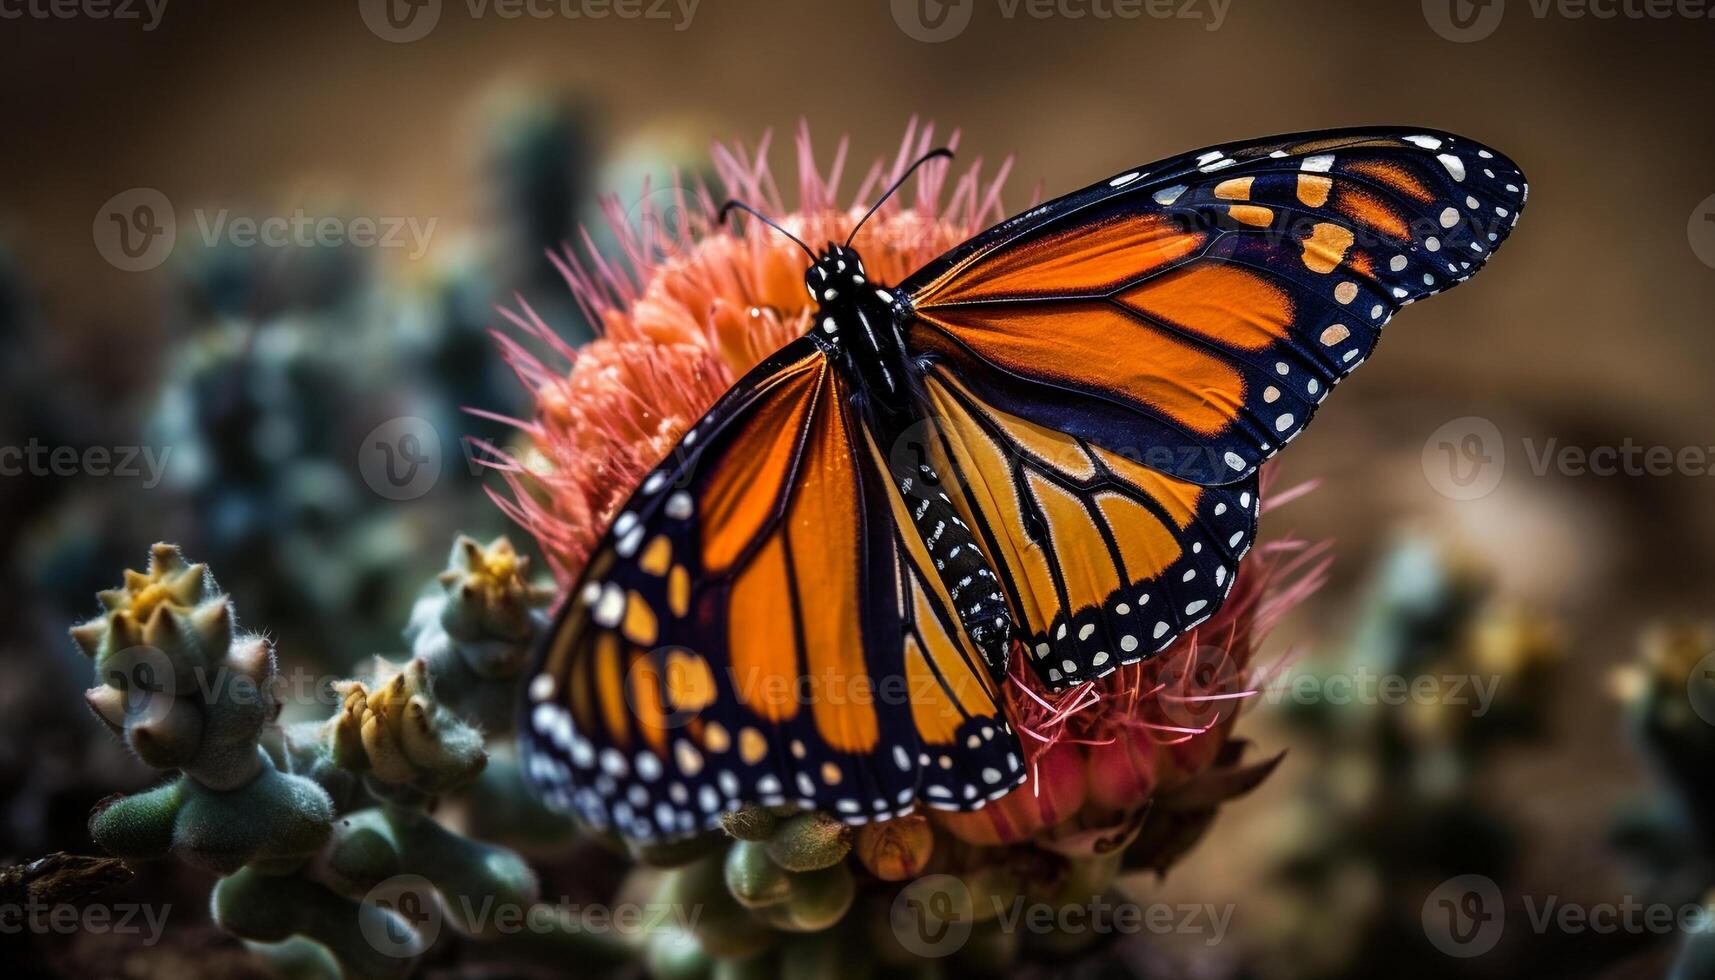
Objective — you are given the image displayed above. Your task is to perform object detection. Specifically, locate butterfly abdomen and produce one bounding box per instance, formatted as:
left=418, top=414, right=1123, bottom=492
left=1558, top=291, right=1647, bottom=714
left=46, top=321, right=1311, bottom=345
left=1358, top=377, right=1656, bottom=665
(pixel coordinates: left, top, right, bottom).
left=897, top=461, right=1012, bottom=678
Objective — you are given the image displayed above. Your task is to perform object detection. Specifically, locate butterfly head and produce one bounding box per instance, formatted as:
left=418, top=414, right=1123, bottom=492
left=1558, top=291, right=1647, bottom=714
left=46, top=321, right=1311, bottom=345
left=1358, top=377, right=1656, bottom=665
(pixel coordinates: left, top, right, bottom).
left=805, top=243, right=869, bottom=307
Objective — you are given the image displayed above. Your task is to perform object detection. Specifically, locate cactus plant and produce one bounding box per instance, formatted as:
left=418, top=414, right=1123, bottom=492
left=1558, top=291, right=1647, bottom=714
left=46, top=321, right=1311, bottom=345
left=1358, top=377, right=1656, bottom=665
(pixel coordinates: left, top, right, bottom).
left=74, top=544, right=337, bottom=874
left=401, top=535, right=556, bottom=737
left=73, top=541, right=574, bottom=977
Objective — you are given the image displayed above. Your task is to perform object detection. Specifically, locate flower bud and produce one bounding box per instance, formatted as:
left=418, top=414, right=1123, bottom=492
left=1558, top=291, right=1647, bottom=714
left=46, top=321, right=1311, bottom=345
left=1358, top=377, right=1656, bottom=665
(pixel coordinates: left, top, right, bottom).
left=852, top=815, right=934, bottom=881
left=724, top=840, right=792, bottom=909
left=765, top=812, right=850, bottom=872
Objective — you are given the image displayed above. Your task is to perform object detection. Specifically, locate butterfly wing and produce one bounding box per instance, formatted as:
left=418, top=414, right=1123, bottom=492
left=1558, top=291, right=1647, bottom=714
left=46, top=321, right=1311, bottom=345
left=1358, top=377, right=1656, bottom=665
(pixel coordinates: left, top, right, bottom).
left=897, top=128, right=1525, bottom=688
left=520, top=336, right=1023, bottom=840
left=918, top=366, right=1260, bottom=689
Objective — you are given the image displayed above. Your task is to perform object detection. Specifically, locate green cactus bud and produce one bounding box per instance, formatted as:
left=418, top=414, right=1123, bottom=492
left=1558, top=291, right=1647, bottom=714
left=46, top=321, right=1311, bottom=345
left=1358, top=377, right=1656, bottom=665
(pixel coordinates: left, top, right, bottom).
left=75, top=545, right=282, bottom=793
left=318, top=809, right=402, bottom=897
left=89, top=780, right=184, bottom=861
left=125, top=693, right=204, bottom=770
left=433, top=535, right=555, bottom=647
left=280, top=721, right=363, bottom=813
left=172, top=759, right=336, bottom=874
left=765, top=812, right=851, bottom=872
left=324, top=658, right=487, bottom=794
left=720, top=804, right=779, bottom=842
left=402, top=535, right=556, bottom=736
left=757, top=863, right=855, bottom=933
left=724, top=840, right=792, bottom=910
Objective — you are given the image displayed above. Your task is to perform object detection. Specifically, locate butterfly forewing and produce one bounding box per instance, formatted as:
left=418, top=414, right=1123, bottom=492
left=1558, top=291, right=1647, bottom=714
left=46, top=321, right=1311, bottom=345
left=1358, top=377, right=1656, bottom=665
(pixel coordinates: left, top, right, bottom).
left=900, top=128, right=1525, bottom=688
left=521, top=336, right=1025, bottom=840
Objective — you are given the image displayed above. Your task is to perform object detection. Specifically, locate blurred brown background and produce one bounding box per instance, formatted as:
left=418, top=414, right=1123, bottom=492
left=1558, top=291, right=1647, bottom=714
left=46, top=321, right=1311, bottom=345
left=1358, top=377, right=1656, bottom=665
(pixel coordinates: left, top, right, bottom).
left=3, top=1, right=1713, bottom=976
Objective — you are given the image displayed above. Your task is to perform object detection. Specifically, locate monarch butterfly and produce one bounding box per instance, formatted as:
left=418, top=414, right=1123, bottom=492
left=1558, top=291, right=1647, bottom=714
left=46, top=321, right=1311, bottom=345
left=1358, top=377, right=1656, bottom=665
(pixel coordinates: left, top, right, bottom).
left=520, top=128, right=1526, bottom=840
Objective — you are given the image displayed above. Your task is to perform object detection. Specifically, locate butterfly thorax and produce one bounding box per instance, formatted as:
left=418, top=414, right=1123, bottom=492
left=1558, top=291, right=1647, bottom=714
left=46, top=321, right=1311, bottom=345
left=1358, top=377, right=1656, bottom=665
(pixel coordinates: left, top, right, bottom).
left=802, top=244, right=913, bottom=420
left=805, top=244, right=1014, bottom=679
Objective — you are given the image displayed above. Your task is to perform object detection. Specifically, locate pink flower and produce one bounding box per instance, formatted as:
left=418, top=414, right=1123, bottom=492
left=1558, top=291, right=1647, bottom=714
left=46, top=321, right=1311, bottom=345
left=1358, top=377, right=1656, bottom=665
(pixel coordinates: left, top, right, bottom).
left=483, top=123, right=1328, bottom=857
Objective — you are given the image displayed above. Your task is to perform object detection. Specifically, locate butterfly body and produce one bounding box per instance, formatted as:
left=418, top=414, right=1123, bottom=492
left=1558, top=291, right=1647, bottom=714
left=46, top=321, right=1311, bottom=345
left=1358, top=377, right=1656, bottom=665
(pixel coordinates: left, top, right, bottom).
left=521, top=128, right=1528, bottom=841
left=804, top=243, right=1015, bottom=677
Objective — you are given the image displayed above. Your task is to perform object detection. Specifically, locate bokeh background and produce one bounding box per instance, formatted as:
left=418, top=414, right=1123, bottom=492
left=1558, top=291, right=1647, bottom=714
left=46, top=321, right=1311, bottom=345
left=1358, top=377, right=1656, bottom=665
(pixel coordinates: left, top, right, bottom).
left=3, top=1, right=1714, bottom=977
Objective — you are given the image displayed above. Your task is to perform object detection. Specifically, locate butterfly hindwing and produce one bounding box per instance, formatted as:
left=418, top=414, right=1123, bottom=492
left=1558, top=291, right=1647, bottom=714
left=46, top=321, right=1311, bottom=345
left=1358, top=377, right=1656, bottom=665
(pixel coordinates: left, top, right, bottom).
left=921, top=366, right=1260, bottom=688
left=868, top=429, right=1027, bottom=808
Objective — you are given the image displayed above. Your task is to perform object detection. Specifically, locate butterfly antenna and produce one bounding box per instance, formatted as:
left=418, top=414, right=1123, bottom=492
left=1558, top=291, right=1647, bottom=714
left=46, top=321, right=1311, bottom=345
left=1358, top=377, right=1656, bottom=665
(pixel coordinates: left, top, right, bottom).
left=845, top=147, right=954, bottom=247
left=718, top=200, right=816, bottom=260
